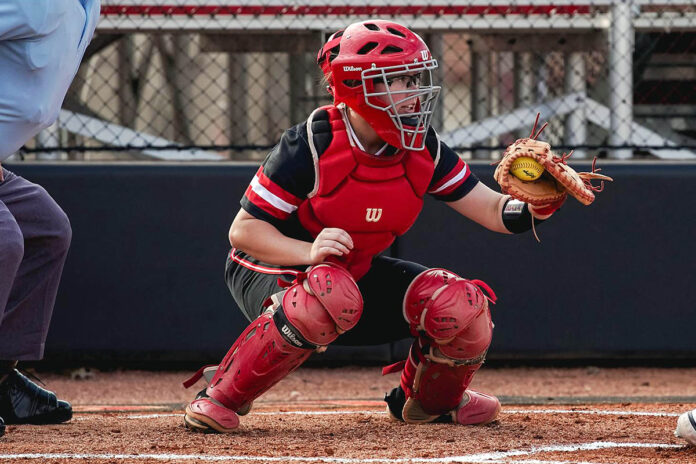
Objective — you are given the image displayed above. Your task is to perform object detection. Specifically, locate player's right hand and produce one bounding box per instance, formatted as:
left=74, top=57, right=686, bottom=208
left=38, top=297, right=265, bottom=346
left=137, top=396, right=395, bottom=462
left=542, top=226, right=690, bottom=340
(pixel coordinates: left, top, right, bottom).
left=309, top=228, right=354, bottom=264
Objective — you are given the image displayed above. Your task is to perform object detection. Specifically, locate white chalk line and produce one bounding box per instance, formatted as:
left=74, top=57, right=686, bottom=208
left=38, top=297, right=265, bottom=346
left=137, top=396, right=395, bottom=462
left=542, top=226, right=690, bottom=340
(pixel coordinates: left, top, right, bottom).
left=117, top=408, right=682, bottom=420
left=73, top=411, right=383, bottom=421
left=123, top=411, right=382, bottom=419
left=506, top=409, right=682, bottom=418
left=0, top=442, right=685, bottom=463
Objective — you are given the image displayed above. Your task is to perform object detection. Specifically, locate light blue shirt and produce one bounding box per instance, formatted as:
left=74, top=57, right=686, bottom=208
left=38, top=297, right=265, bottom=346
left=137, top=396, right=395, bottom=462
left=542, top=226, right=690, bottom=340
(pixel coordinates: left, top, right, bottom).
left=0, top=0, right=100, bottom=160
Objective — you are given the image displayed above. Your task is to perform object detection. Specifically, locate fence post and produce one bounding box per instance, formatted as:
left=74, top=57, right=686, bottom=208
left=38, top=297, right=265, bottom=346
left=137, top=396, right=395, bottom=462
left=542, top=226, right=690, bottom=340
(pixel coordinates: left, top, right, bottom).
left=514, top=52, right=535, bottom=139
left=425, top=32, right=445, bottom=133
left=565, top=52, right=588, bottom=159
left=471, top=50, right=491, bottom=159
left=609, top=0, right=635, bottom=159
left=228, top=53, right=249, bottom=158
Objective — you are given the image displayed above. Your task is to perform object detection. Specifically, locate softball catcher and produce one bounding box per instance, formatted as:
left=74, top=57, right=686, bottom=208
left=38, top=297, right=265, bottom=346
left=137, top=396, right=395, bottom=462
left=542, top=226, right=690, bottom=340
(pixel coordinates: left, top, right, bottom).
left=183, top=19, right=610, bottom=433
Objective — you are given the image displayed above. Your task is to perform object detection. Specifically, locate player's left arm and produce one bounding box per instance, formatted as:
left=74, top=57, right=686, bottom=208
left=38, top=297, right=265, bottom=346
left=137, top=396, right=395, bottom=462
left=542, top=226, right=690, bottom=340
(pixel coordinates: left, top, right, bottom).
left=446, top=182, right=566, bottom=234
left=428, top=135, right=560, bottom=234
left=446, top=183, right=511, bottom=234
left=426, top=134, right=511, bottom=234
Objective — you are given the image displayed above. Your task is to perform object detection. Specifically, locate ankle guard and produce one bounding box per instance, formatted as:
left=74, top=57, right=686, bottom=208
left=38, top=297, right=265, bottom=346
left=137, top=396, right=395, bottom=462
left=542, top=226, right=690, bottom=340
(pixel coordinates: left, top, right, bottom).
left=398, top=339, right=487, bottom=423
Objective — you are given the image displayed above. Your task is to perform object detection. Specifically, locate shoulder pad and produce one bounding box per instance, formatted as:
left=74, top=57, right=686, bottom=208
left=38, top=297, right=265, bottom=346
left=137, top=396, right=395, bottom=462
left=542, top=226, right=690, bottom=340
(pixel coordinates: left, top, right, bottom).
left=274, top=121, right=312, bottom=162
left=423, top=127, right=441, bottom=164
left=308, top=109, right=333, bottom=158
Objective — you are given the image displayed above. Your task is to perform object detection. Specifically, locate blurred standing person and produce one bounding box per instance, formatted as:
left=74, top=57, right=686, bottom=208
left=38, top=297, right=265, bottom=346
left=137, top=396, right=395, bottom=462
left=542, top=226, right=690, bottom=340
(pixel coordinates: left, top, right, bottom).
left=0, top=0, right=100, bottom=437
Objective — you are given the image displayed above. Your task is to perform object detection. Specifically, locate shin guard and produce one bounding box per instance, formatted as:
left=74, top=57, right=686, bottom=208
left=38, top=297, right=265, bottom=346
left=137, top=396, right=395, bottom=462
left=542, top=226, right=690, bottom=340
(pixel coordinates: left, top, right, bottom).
left=205, top=308, right=314, bottom=412
left=398, top=337, right=487, bottom=423
left=388, top=270, right=496, bottom=424
left=188, top=263, right=362, bottom=420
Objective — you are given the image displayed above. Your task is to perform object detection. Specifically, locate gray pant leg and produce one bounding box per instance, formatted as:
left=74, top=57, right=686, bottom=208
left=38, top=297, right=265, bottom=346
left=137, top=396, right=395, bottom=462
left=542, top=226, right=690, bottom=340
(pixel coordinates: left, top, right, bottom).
left=0, top=201, right=24, bottom=322
left=0, top=168, right=72, bottom=360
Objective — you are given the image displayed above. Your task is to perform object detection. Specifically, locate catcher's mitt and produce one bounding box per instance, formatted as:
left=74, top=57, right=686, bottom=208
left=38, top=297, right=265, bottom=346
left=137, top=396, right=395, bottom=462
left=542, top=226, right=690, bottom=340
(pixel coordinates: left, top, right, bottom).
left=494, top=114, right=613, bottom=207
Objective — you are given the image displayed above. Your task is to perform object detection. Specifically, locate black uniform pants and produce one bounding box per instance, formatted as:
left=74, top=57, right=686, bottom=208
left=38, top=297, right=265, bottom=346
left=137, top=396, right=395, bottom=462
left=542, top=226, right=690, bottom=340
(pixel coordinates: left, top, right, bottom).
left=225, top=250, right=428, bottom=346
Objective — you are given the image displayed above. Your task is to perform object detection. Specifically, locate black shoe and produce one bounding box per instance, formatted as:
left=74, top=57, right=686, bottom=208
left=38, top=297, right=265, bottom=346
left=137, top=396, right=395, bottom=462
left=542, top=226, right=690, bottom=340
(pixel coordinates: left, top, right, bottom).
left=0, top=416, right=4, bottom=437
left=0, top=369, right=72, bottom=425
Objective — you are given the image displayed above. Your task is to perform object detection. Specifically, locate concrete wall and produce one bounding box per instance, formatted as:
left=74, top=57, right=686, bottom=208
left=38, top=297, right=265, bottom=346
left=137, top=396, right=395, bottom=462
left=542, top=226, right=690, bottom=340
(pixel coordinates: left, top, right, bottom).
left=6, top=161, right=695, bottom=365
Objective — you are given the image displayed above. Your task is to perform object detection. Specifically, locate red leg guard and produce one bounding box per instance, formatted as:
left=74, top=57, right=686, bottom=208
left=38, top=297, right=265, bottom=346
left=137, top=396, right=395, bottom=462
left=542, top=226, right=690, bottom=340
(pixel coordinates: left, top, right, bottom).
left=399, top=338, right=486, bottom=422
left=185, top=263, right=362, bottom=433
left=395, top=270, right=498, bottom=424
left=207, top=310, right=313, bottom=412
left=185, top=310, right=313, bottom=432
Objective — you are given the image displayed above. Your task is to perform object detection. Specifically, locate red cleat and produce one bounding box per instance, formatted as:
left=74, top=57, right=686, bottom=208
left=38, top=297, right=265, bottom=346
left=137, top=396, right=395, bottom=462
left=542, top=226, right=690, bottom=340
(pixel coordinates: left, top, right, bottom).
left=452, top=390, right=501, bottom=425
left=184, top=398, right=240, bottom=433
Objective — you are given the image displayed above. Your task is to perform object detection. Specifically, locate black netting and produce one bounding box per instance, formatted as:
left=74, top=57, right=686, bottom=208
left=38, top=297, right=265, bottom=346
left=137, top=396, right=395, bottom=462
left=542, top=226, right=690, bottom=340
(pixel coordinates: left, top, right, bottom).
left=16, top=1, right=696, bottom=161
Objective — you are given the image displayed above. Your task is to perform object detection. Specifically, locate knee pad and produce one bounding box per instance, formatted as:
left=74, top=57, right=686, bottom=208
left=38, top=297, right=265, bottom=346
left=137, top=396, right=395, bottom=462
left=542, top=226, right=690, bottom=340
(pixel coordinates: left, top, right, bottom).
left=436, top=302, right=494, bottom=361
left=403, top=268, right=460, bottom=335
left=284, top=262, right=363, bottom=345
left=403, top=268, right=495, bottom=351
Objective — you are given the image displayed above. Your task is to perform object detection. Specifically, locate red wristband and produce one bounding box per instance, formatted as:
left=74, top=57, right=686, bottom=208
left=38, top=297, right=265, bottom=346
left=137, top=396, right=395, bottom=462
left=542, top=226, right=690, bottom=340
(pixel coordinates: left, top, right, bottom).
left=530, top=194, right=567, bottom=217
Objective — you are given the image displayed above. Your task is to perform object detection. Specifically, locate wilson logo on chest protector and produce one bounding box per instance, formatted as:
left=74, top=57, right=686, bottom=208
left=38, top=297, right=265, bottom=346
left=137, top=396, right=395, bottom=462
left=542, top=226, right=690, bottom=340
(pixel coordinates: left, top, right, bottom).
left=365, top=208, right=383, bottom=222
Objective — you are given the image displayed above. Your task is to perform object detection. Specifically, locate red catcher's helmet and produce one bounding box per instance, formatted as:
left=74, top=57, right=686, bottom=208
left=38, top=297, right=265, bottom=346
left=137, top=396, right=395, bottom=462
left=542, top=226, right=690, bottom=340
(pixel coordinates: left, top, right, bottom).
left=319, top=20, right=440, bottom=151
left=317, top=29, right=344, bottom=94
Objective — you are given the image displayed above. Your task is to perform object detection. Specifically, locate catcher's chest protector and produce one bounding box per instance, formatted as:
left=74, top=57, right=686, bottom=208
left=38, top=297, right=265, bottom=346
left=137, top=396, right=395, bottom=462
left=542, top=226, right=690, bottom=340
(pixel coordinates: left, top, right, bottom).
left=297, top=106, right=435, bottom=279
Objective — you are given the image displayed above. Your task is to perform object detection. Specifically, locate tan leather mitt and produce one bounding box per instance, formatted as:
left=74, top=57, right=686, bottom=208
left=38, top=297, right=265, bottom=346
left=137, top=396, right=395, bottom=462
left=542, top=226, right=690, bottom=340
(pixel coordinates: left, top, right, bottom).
left=494, top=114, right=613, bottom=206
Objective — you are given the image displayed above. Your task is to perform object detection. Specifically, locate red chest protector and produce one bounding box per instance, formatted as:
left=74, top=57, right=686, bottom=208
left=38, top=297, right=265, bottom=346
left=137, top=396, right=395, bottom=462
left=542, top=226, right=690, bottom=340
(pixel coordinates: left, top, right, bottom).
left=296, top=106, right=436, bottom=280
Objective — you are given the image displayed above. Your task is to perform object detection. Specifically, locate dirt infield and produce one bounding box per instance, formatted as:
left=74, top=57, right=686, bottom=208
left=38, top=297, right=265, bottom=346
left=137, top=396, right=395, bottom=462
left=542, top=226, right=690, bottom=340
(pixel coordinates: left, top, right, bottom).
left=1, top=366, right=695, bottom=463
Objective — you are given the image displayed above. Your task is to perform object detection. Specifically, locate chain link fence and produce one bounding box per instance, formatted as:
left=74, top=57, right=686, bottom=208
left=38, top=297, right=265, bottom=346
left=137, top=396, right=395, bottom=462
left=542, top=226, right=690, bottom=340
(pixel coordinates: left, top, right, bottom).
left=15, top=0, right=696, bottom=161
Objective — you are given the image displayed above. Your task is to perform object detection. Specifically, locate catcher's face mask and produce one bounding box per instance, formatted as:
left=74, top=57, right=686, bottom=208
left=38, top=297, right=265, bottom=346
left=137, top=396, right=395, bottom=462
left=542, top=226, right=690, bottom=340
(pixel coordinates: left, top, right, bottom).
left=325, top=19, right=442, bottom=151
left=362, top=63, right=440, bottom=151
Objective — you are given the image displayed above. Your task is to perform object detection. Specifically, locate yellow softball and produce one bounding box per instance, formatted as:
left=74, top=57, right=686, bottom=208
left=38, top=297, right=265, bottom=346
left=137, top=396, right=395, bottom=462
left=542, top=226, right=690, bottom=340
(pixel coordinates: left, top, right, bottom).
left=510, top=156, right=544, bottom=181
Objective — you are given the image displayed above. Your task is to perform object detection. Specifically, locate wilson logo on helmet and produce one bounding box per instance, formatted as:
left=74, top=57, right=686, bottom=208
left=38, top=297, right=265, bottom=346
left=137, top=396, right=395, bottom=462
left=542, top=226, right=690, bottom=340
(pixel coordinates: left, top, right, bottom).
left=365, top=208, right=383, bottom=222
left=343, top=66, right=362, bottom=72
